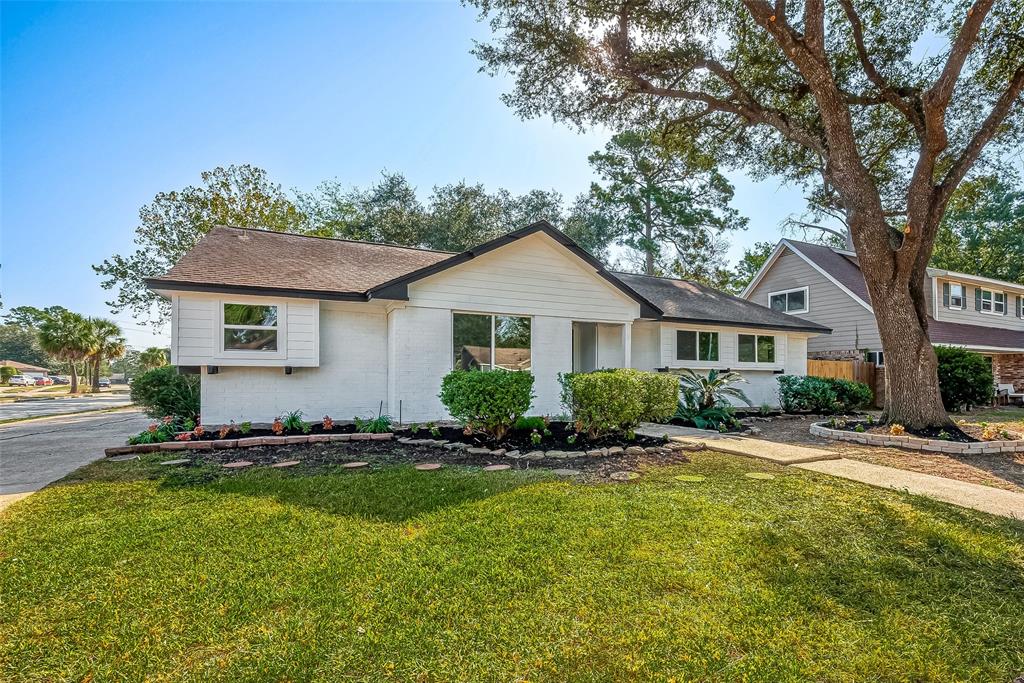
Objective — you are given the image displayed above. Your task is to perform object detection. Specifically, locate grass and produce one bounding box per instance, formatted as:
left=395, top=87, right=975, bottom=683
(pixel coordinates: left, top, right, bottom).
left=2, top=453, right=1023, bottom=682
left=956, top=405, right=1024, bottom=432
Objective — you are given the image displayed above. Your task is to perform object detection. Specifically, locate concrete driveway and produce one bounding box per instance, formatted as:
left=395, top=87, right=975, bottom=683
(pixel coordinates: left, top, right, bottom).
left=0, top=409, right=152, bottom=510
left=0, top=392, right=134, bottom=421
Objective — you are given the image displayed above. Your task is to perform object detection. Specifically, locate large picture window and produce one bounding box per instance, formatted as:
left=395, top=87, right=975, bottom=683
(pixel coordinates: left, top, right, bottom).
left=223, top=303, right=278, bottom=351
left=453, top=313, right=531, bottom=371
left=676, top=330, right=719, bottom=362
left=738, top=334, right=776, bottom=363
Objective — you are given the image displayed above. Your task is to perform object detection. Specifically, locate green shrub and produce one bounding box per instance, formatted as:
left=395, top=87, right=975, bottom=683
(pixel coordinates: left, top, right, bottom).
left=639, top=372, right=681, bottom=423
left=514, top=415, right=547, bottom=431
left=777, top=375, right=872, bottom=414
left=0, top=366, right=17, bottom=384
left=129, top=366, right=200, bottom=420
left=355, top=414, right=393, bottom=433
left=439, top=370, right=535, bottom=440
left=559, top=368, right=671, bottom=438
left=935, top=346, right=993, bottom=411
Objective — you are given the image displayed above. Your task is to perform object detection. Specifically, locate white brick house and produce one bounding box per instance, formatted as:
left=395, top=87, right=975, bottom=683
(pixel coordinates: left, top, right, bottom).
left=148, top=223, right=830, bottom=424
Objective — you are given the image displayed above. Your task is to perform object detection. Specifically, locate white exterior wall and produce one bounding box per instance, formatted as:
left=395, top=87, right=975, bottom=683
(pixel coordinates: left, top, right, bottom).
left=199, top=302, right=388, bottom=424
left=630, top=322, right=661, bottom=371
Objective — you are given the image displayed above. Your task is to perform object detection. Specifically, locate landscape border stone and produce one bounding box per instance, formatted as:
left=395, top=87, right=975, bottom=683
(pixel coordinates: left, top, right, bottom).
left=810, top=422, right=1024, bottom=454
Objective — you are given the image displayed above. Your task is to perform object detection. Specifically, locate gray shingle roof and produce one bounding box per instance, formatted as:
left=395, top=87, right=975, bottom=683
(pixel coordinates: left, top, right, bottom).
left=615, top=272, right=831, bottom=334
left=785, top=240, right=872, bottom=303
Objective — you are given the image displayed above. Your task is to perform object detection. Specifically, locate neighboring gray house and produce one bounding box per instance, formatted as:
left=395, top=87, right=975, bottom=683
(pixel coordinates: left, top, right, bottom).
left=742, top=239, right=1024, bottom=391
left=147, top=223, right=830, bottom=424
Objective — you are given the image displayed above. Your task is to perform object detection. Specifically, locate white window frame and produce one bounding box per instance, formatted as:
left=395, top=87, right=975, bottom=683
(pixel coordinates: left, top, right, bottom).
left=948, top=282, right=965, bottom=309
left=676, top=329, right=720, bottom=363
left=736, top=333, right=777, bottom=365
left=865, top=350, right=885, bottom=367
left=767, top=286, right=809, bottom=315
left=451, top=311, right=533, bottom=372
left=979, top=288, right=1006, bottom=315
left=217, top=300, right=287, bottom=360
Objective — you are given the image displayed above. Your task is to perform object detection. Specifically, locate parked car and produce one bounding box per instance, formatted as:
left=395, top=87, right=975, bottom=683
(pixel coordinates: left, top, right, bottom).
left=34, top=377, right=54, bottom=386
left=8, top=375, right=34, bottom=386
left=49, top=375, right=70, bottom=385
left=98, top=377, right=112, bottom=388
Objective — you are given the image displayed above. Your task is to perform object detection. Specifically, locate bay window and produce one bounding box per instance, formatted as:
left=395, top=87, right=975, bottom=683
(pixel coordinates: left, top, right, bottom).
left=453, top=313, right=531, bottom=371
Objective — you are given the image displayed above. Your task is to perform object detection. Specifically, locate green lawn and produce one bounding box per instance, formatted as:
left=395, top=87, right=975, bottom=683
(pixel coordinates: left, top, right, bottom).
left=2, top=453, right=1023, bottom=682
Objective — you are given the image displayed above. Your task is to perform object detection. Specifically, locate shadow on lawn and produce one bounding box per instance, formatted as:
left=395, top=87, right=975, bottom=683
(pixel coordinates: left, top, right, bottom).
left=157, top=463, right=553, bottom=523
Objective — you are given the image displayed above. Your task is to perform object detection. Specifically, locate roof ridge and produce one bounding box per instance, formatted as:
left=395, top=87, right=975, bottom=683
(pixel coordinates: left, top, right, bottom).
left=213, top=225, right=459, bottom=256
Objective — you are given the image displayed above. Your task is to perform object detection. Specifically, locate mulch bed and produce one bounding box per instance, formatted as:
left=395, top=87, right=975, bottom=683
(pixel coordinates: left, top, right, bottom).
left=178, top=439, right=697, bottom=483
left=408, top=422, right=666, bottom=451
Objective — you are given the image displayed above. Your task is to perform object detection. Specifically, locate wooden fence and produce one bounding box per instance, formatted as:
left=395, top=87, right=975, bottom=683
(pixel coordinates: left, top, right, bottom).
left=807, top=359, right=882, bottom=406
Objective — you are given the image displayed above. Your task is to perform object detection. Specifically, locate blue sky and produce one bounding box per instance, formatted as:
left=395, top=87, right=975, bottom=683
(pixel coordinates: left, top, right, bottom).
left=2, top=0, right=806, bottom=349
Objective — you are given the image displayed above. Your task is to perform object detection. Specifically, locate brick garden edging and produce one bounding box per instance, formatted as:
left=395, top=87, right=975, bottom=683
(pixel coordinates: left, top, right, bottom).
left=809, top=422, right=1024, bottom=454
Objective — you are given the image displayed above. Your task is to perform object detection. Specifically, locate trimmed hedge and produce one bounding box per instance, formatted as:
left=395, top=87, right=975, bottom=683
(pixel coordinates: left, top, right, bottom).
left=935, top=345, right=993, bottom=411
left=777, top=375, right=872, bottom=414
left=439, top=370, right=535, bottom=440
left=559, top=369, right=678, bottom=438
left=129, top=366, right=200, bottom=420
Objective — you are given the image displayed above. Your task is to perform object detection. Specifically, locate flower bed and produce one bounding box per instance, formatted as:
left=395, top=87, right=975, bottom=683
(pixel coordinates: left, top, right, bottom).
left=810, top=421, right=1024, bottom=454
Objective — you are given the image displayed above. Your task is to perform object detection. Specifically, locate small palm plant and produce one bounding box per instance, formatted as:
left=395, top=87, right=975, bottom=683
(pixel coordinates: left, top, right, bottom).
left=676, top=369, right=751, bottom=412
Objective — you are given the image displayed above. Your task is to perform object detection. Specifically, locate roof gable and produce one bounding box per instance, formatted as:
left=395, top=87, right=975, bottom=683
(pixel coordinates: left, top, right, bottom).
left=742, top=239, right=873, bottom=312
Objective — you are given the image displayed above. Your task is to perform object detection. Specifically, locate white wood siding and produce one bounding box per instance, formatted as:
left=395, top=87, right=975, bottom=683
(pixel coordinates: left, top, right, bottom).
left=746, top=250, right=881, bottom=353
left=172, top=293, right=319, bottom=367
left=406, top=232, right=640, bottom=322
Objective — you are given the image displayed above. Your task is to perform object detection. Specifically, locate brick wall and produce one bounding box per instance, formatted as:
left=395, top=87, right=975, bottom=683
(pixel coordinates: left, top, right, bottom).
left=993, top=353, right=1024, bottom=392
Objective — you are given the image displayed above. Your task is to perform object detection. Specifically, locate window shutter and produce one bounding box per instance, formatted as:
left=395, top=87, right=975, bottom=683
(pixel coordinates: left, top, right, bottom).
left=975, top=287, right=982, bottom=310
left=942, top=282, right=950, bottom=307
left=1018, top=295, right=1023, bottom=318
left=1003, top=294, right=1009, bottom=315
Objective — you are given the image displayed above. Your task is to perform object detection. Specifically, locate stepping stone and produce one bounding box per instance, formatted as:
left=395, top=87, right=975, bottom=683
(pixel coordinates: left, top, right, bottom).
left=674, top=474, right=706, bottom=482
left=107, top=453, right=139, bottom=462
left=551, top=468, right=580, bottom=476
left=159, top=459, right=190, bottom=466
left=482, top=464, right=511, bottom=471
left=342, top=461, right=369, bottom=469
left=609, top=471, right=640, bottom=481
left=414, top=463, right=442, bottom=471
left=223, top=460, right=253, bottom=469
left=744, top=472, right=775, bottom=480
left=271, top=460, right=301, bottom=468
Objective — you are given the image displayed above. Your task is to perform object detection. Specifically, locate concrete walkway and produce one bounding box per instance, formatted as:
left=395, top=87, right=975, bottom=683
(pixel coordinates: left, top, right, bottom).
left=638, top=423, right=838, bottom=465
left=796, top=458, right=1024, bottom=519
left=639, top=422, right=1024, bottom=519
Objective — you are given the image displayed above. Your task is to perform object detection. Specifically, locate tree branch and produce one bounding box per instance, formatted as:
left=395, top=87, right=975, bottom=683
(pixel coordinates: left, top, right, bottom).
left=837, top=0, right=924, bottom=134
left=939, top=65, right=1024, bottom=200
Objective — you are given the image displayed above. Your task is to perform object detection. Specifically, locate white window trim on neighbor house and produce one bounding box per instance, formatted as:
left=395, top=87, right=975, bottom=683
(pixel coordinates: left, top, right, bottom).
left=978, top=288, right=1006, bottom=315
left=865, top=350, right=885, bottom=367
left=217, top=300, right=288, bottom=360
left=767, top=286, right=809, bottom=315
left=947, top=282, right=965, bottom=310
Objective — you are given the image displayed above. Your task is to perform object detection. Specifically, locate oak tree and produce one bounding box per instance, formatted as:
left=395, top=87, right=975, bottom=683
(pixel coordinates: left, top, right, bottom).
left=469, top=0, right=1024, bottom=427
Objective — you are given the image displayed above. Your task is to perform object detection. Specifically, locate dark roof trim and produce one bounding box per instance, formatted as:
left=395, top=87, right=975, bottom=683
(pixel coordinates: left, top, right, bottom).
left=145, top=278, right=370, bottom=302
left=366, top=221, right=664, bottom=318
left=660, top=315, right=832, bottom=335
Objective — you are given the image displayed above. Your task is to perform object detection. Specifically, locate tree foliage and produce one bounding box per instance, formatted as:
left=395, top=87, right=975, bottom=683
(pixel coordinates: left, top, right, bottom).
left=37, top=309, right=92, bottom=393
left=931, top=174, right=1024, bottom=284
left=0, top=325, right=49, bottom=367
left=94, top=165, right=304, bottom=325
left=589, top=130, right=746, bottom=274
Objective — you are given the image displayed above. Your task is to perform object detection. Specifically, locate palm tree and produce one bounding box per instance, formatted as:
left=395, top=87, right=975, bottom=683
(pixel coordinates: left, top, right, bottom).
left=676, top=368, right=751, bottom=412
left=139, top=346, right=169, bottom=371
left=37, top=311, right=91, bottom=393
left=86, top=319, right=126, bottom=392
